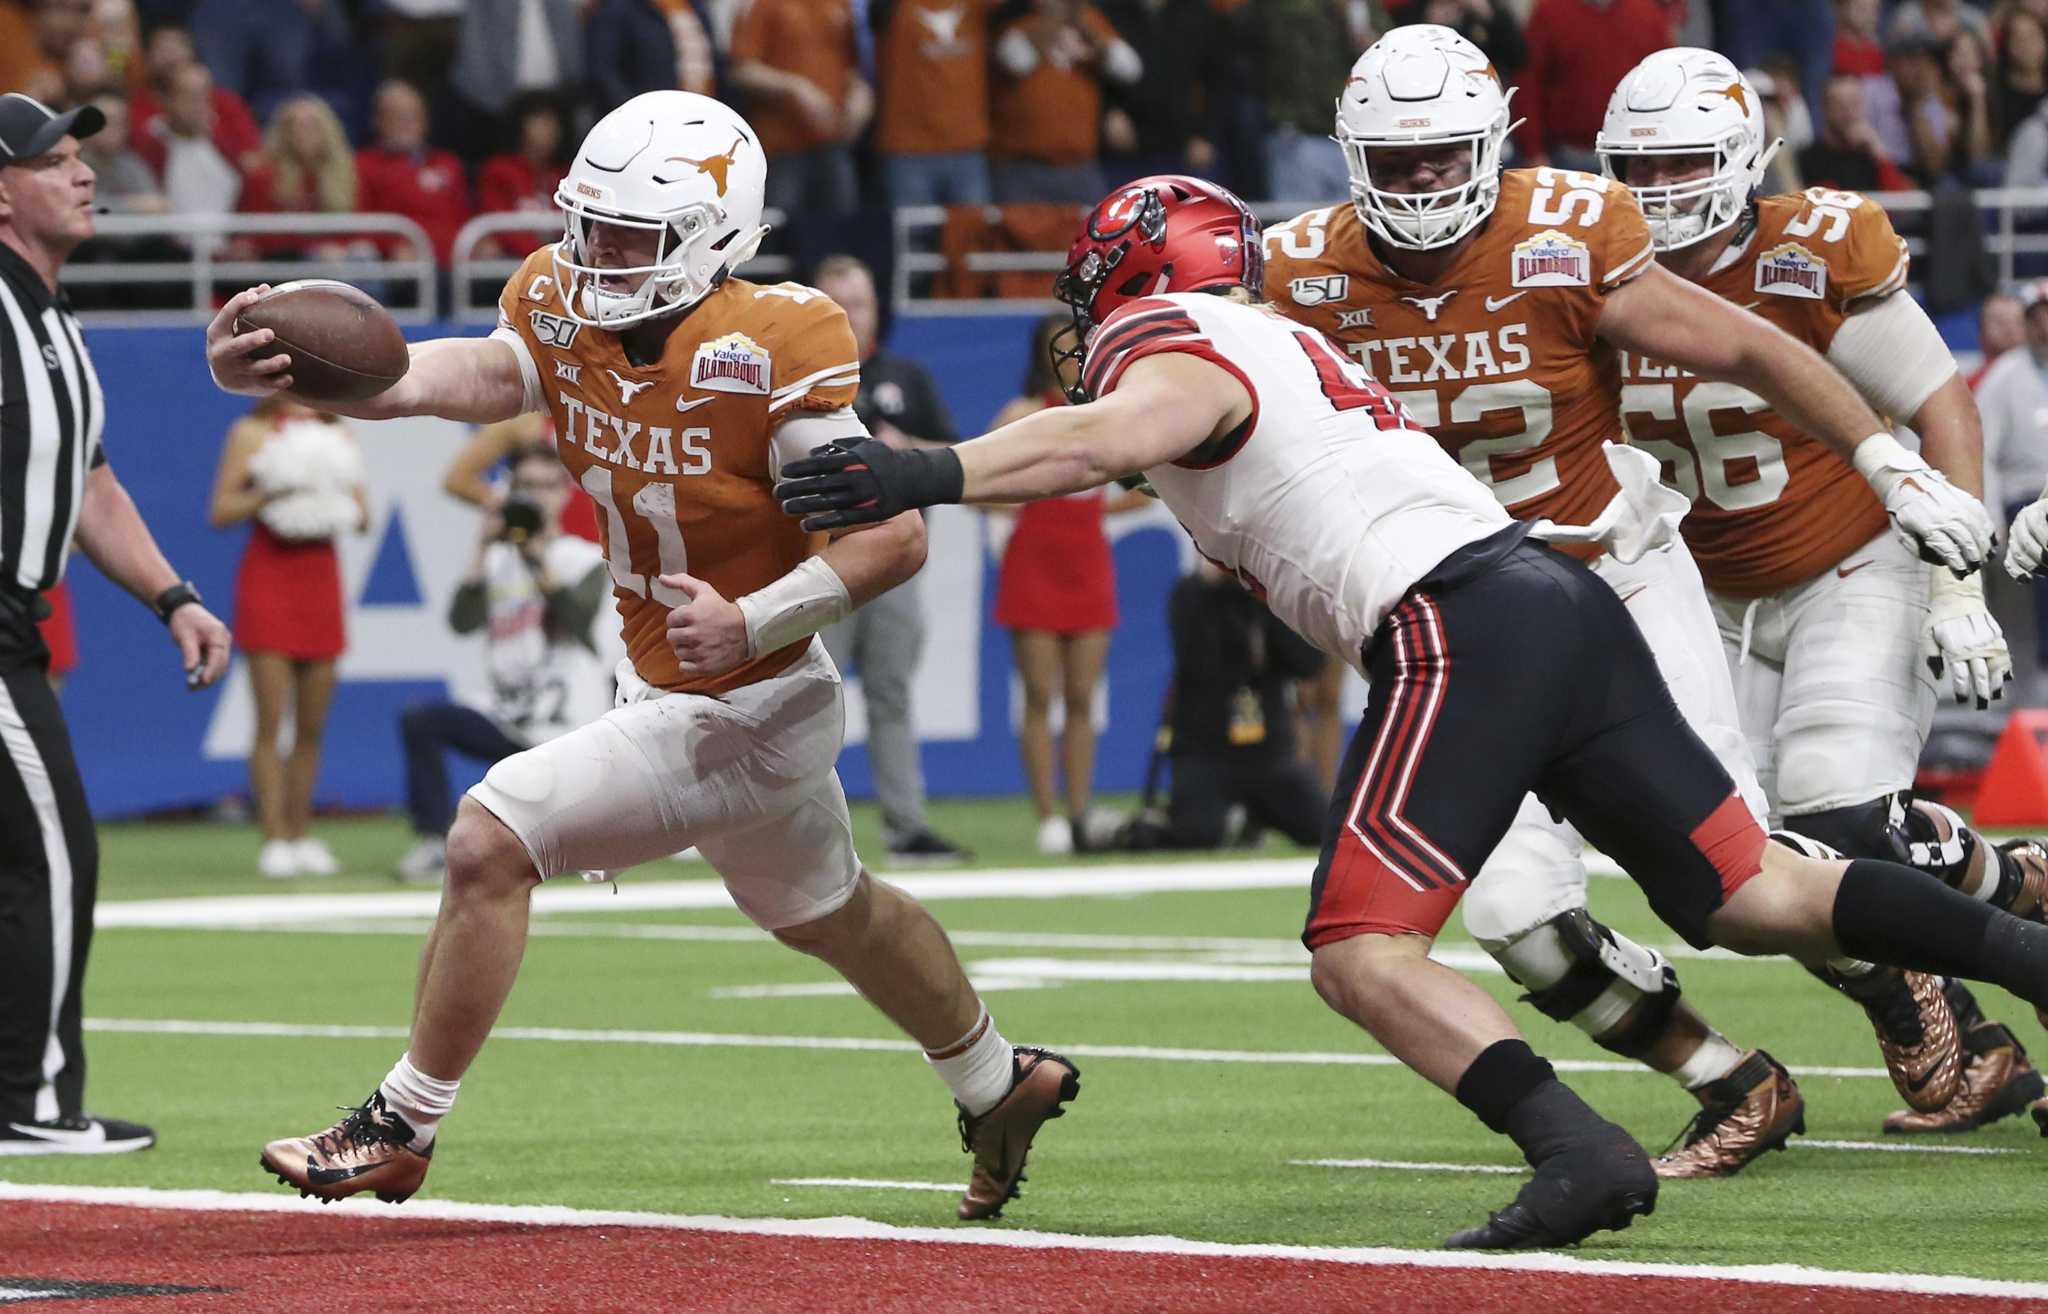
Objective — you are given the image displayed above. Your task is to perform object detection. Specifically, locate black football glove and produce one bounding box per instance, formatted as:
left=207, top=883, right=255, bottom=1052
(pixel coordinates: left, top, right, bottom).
left=775, top=439, right=965, bottom=532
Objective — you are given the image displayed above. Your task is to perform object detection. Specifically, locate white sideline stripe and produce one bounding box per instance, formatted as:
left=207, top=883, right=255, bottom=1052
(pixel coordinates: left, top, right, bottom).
left=92, top=855, right=1634, bottom=930
left=0, top=1183, right=2043, bottom=1301
left=77, top=1017, right=1902, bottom=1081
left=771, top=1178, right=957, bottom=1193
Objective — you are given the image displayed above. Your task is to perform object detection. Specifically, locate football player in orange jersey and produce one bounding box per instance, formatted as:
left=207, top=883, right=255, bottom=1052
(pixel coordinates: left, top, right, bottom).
left=204, top=92, right=1078, bottom=1218
left=1266, top=25, right=1996, bottom=1179
left=1599, top=49, right=2045, bottom=1142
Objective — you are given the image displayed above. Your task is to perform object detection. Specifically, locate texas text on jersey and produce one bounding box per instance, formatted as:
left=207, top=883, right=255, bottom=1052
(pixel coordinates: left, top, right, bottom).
left=1617, top=188, right=1901, bottom=599
left=1263, top=168, right=1656, bottom=541
left=494, top=250, right=858, bottom=694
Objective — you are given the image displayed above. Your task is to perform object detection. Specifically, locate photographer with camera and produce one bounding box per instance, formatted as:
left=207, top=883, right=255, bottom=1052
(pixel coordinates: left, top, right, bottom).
left=1118, top=560, right=1330, bottom=852
left=394, top=447, right=616, bottom=882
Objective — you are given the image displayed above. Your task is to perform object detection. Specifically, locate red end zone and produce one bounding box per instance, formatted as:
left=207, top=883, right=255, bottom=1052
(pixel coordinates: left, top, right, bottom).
left=3, top=1201, right=2043, bottom=1314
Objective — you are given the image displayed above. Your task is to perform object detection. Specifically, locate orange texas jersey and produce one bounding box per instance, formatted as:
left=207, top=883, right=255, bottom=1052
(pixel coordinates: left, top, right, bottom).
left=1618, top=189, right=1904, bottom=599
left=495, top=252, right=857, bottom=695
left=1265, top=169, right=1657, bottom=548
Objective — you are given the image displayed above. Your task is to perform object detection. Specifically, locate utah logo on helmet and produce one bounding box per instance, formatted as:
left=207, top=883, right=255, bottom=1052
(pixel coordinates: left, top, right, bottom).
left=552, top=91, right=771, bottom=329
left=1596, top=48, right=1781, bottom=252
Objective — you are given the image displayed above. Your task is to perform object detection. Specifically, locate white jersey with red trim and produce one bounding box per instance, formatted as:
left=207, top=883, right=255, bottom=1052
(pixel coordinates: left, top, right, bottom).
left=1084, top=292, right=1513, bottom=666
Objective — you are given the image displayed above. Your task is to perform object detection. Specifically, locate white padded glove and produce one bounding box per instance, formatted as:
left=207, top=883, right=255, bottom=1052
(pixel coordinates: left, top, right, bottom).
left=1854, top=433, right=1993, bottom=576
left=1923, top=567, right=2012, bottom=708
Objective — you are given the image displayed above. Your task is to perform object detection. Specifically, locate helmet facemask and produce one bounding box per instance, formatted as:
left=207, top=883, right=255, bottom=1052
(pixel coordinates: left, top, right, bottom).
left=1338, top=101, right=1512, bottom=251
left=551, top=192, right=767, bottom=329
left=1601, top=129, right=1777, bottom=251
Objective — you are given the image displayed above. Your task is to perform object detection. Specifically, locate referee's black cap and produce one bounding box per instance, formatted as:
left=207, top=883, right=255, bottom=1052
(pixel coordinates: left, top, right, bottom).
left=0, top=93, right=105, bottom=166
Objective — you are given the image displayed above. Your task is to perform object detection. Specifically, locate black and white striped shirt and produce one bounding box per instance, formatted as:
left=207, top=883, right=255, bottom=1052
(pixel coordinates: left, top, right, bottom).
left=0, top=241, right=104, bottom=594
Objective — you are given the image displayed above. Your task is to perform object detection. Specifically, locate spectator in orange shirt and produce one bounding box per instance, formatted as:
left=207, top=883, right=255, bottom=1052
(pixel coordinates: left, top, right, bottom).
left=989, top=0, right=1142, bottom=205
left=356, top=78, right=473, bottom=264
left=475, top=95, right=569, bottom=260
left=873, top=0, right=998, bottom=206
left=235, top=95, right=363, bottom=263
left=0, top=0, right=86, bottom=104
left=730, top=0, right=871, bottom=215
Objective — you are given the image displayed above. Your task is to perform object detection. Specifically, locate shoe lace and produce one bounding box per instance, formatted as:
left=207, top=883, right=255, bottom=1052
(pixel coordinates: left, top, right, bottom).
left=311, top=1102, right=399, bottom=1159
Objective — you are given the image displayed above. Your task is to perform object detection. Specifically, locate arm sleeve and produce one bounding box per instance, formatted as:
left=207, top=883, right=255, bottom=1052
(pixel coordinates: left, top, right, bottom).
left=769, top=406, right=874, bottom=481
left=1826, top=291, right=1959, bottom=423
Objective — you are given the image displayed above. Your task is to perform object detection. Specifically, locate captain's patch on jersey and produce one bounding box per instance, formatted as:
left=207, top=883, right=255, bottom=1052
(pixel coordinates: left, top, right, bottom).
left=1754, top=242, right=1827, bottom=300
left=1288, top=274, right=1350, bottom=306
left=690, top=331, right=771, bottom=395
left=1510, top=230, right=1590, bottom=287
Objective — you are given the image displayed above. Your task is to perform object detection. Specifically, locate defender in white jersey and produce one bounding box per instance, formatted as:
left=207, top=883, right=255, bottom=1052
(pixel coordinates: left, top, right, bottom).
left=776, top=175, right=2048, bottom=1250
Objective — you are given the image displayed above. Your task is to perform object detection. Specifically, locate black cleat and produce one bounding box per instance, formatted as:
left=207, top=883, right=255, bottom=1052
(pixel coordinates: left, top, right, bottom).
left=1444, top=1134, right=1658, bottom=1250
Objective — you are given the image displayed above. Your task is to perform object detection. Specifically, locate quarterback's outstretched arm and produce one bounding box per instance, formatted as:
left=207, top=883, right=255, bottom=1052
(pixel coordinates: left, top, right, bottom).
left=775, top=352, right=1248, bottom=530
left=1599, top=263, right=1994, bottom=573
left=206, top=286, right=530, bottom=425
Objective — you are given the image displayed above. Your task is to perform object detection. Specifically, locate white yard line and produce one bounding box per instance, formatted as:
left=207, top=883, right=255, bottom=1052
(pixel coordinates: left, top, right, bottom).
left=1295, top=1139, right=2020, bottom=1174
left=78, top=1016, right=1901, bottom=1081
left=0, top=1183, right=2039, bottom=1301
left=1792, top=1139, right=2019, bottom=1156
left=771, top=1178, right=959, bottom=1193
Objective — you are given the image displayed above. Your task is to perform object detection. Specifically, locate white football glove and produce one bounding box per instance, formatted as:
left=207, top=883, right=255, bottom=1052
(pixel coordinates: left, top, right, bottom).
left=1924, top=567, right=2012, bottom=708
left=1853, top=434, right=1994, bottom=576
left=2005, top=493, right=2048, bottom=579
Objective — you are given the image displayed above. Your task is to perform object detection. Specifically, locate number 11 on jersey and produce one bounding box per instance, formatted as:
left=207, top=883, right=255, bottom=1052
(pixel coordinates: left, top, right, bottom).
left=580, top=465, right=691, bottom=605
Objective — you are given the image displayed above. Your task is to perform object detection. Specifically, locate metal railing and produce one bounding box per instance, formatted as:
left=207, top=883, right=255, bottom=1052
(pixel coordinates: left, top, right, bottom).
left=61, top=212, right=438, bottom=325
left=54, top=188, right=2048, bottom=326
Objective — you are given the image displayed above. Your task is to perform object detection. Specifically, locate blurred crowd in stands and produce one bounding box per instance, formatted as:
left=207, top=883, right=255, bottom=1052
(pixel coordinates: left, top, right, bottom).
left=9, top=0, right=2048, bottom=276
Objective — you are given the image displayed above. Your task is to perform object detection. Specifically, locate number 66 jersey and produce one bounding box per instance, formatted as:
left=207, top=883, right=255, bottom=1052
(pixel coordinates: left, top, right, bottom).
left=492, top=248, right=859, bottom=695
left=1617, top=188, right=1903, bottom=600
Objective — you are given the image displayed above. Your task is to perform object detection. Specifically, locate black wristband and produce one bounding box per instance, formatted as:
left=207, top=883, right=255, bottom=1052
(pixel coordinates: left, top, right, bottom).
left=902, top=446, right=966, bottom=507
left=152, top=580, right=203, bottom=625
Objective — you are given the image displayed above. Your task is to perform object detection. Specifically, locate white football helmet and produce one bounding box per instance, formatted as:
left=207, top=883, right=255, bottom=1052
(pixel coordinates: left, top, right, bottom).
left=1596, top=48, right=1780, bottom=251
left=552, top=91, right=770, bottom=329
left=1334, top=25, right=1517, bottom=251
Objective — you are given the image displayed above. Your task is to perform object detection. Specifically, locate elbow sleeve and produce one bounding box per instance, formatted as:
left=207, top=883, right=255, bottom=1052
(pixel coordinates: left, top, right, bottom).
left=1826, top=292, right=1958, bottom=422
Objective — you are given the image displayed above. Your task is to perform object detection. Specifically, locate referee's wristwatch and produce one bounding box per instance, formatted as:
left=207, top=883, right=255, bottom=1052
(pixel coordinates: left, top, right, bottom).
left=152, top=581, right=203, bottom=625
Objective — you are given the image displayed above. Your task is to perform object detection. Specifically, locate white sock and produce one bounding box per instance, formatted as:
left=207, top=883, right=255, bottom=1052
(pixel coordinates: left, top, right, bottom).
left=924, top=1009, right=1014, bottom=1117
left=379, top=1052, right=460, bottom=1151
left=1673, top=1033, right=1745, bottom=1091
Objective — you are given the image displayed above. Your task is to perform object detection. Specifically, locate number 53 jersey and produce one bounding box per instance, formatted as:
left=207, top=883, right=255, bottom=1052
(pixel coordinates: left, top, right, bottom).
left=493, top=249, right=859, bottom=694
left=1264, top=168, right=1657, bottom=545
left=1618, top=189, right=1903, bottom=599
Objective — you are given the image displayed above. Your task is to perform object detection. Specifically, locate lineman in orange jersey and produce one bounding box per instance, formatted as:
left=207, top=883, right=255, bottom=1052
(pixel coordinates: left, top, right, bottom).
left=1267, top=25, right=1995, bottom=1179
left=204, top=92, right=1078, bottom=1217
left=1600, top=49, right=2046, bottom=1139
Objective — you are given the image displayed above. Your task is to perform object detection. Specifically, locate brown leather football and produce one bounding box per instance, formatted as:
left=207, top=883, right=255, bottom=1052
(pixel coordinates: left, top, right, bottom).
left=235, top=280, right=409, bottom=404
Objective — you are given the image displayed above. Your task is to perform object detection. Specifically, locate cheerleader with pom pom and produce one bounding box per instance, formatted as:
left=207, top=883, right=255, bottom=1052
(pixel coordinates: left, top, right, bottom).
left=209, top=396, right=368, bottom=878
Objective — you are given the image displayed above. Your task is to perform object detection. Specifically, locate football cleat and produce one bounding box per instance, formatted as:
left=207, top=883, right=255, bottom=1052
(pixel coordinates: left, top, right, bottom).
left=1444, top=1130, right=1657, bottom=1250
left=1885, top=1022, right=2046, bottom=1133
left=1994, top=838, right=2048, bottom=922
left=956, top=1046, right=1080, bottom=1221
left=259, top=1091, right=433, bottom=1204
left=1827, top=966, right=1961, bottom=1113
left=1652, top=1050, right=1804, bottom=1180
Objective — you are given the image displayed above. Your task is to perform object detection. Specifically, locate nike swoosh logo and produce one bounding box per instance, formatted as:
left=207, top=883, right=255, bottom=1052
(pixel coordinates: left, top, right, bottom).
left=7, top=1121, right=106, bottom=1146
left=305, top=1160, right=382, bottom=1185
left=1903, top=1064, right=1941, bottom=1092
left=1616, top=587, right=1647, bottom=605
left=1484, top=292, right=1529, bottom=311
left=676, top=396, right=714, bottom=414
left=1836, top=560, right=1872, bottom=578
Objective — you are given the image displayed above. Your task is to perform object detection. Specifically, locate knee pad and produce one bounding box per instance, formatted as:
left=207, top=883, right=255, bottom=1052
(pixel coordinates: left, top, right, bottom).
left=1895, top=799, right=1976, bottom=889
left=1491, top=909, right=1682, bottom=1061
left=1780, top=797, right=1904, bottom=864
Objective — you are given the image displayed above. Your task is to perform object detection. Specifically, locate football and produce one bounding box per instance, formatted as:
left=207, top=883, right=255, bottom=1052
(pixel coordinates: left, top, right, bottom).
left=235, top=280, right=409, bottom=404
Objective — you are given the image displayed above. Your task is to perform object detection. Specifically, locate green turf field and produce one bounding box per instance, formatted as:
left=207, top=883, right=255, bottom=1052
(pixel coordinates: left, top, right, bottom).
left=9, top=800, right=2046, bottom=1283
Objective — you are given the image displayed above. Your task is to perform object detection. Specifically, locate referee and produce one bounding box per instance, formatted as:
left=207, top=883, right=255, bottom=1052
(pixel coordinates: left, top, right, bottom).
left=0, top=93, right=230, bottom=1155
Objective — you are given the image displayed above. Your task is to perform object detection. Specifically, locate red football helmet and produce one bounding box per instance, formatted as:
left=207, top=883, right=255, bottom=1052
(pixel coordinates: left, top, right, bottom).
left=1050, top=175, right=1264, bottom=401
